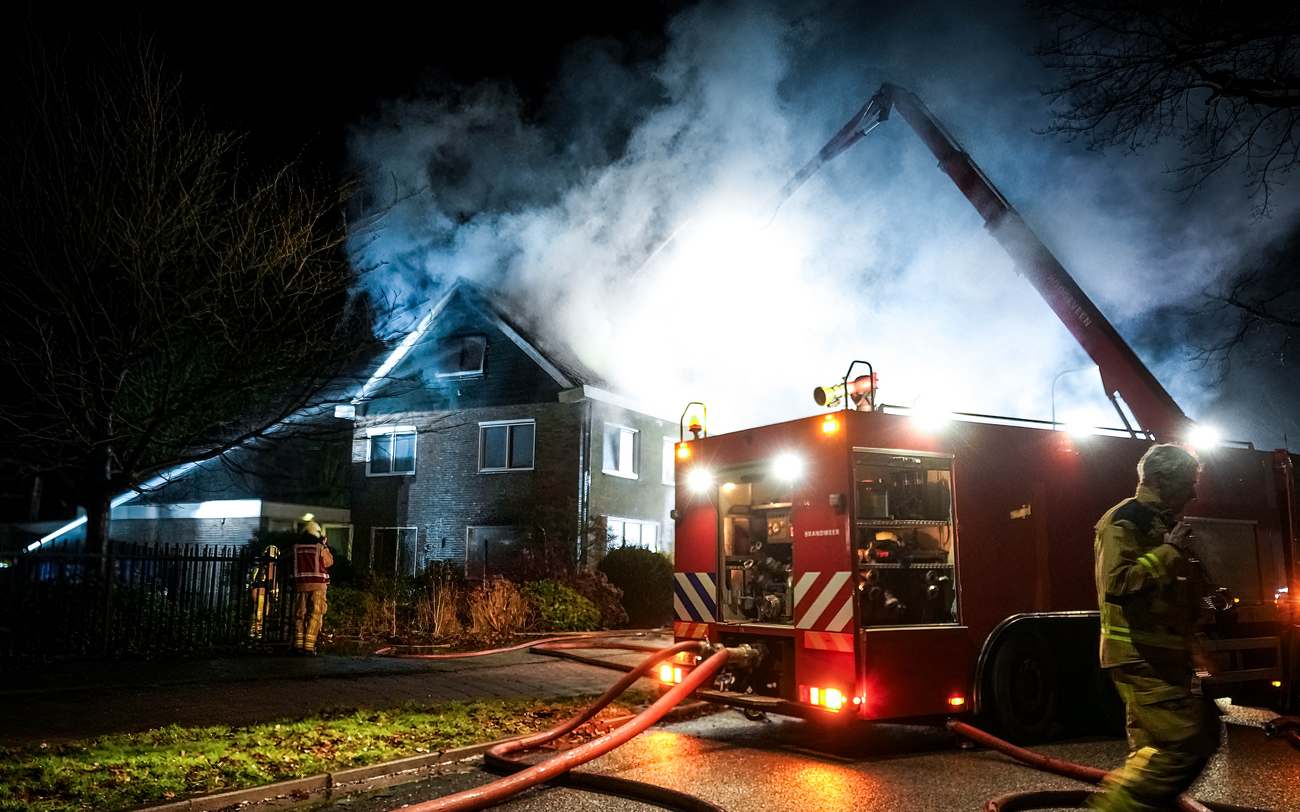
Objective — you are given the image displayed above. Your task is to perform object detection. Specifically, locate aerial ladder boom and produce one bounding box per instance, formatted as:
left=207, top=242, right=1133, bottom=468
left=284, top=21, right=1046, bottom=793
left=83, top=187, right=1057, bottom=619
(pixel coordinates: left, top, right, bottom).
left=780, top=83, right=1192, bottom=442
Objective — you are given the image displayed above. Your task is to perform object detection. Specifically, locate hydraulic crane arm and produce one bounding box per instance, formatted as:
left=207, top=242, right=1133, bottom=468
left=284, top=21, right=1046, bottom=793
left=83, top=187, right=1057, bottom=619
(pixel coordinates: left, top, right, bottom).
left=780, top=83, right=1192, bottom=442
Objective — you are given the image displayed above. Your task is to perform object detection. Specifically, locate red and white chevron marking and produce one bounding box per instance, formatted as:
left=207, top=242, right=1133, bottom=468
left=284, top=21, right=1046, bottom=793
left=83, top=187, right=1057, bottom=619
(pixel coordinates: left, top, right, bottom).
left=794, top=571, right=854, bottom=632
left=802, top=630, right=854, bottom=652
left=672, top=621, right=709, bottom=640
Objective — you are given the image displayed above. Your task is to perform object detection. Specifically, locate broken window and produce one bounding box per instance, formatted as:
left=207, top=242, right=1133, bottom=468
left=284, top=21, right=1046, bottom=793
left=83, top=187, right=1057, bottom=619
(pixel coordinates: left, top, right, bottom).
left=433, top=334, right=486, bottom=378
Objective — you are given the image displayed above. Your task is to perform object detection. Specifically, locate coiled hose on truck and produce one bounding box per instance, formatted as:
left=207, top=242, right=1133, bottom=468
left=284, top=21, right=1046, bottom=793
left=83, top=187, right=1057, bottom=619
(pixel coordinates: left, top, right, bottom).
left=378, top=632, right=726, bottom=811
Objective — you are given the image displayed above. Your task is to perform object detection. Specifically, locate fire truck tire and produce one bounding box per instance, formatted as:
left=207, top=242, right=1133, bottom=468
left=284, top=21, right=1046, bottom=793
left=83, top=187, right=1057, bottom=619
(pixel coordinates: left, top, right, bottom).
left=988, top=628, right=1058, bottom=743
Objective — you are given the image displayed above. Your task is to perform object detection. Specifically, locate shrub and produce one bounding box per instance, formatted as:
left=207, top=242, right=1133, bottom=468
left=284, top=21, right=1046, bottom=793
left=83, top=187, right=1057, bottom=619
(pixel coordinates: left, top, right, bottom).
left=599, top=547, right=673, bottom=628
left=467, top=578, right=530, bottom=641
left=566, top=570, right=628, bottom=628
left=413, top=564, right=465, bottom=640
left=524, top=579, right=602, bottom=632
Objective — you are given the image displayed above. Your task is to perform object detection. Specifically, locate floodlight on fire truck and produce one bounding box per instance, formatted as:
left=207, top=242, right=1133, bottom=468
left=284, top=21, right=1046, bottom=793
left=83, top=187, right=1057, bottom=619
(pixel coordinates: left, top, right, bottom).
left=686, top=467, right=715, bottom=494
left=814, top=373, right=876, bottom=410
left=1188, top=424, right=1221, bottom=450
left=772, top=453, right=804, bottom=481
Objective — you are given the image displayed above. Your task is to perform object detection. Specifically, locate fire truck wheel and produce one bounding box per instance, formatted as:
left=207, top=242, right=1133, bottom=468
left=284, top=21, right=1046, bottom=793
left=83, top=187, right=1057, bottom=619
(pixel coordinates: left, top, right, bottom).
left=989, top=629, right=1058, bottom=743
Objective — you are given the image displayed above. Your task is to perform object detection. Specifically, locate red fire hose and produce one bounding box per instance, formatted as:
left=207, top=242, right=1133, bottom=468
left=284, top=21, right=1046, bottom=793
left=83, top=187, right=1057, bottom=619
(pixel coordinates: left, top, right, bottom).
left=394, top=642, right=727, bottom=812
left=947, top=720, right=1272, bottom=812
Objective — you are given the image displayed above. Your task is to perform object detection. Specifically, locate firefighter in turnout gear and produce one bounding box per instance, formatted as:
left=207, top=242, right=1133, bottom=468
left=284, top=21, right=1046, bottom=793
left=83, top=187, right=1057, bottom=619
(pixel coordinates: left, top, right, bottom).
left=291, top=515, right=333, bottom=655
left=1090, top=444, right=1219, bottom=812
left=247, top=544, right=280, bottom=640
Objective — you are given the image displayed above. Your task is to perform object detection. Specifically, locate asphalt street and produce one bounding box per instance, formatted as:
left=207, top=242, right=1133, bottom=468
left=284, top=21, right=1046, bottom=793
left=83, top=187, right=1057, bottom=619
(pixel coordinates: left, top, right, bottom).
left=310, top=705, right=1299, bottom=812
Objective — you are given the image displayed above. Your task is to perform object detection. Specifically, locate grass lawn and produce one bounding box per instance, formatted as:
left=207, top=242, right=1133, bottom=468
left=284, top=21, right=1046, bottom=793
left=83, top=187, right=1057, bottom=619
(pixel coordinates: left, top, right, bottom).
left=0, top=694, right=646, bottom=812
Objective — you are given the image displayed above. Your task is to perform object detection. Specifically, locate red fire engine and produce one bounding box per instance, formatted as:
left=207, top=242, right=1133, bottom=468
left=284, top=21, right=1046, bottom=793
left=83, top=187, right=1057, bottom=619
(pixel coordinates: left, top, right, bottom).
left=667, top=84, right=1298, bottom=740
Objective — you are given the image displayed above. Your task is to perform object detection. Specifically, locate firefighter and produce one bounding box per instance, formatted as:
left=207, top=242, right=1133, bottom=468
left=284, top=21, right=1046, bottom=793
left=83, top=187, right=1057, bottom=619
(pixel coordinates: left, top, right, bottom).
left=1090, top=443, right=1219, bottom=812
left=247, top=543, right=280, bottom=640
left=291, top=515, right=333, bottom=655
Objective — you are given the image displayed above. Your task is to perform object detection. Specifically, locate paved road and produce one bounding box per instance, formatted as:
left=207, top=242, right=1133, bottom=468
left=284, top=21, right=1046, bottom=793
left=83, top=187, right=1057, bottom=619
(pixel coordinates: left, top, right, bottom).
left=0, top=644, right=655, bottom=746
left=314, top=706, right=1299, bottom=812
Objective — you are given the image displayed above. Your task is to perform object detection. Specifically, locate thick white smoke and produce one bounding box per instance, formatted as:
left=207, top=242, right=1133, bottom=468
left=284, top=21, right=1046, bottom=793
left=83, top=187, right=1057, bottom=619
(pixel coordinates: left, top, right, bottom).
left=348, top=1, right=1300, bottom=446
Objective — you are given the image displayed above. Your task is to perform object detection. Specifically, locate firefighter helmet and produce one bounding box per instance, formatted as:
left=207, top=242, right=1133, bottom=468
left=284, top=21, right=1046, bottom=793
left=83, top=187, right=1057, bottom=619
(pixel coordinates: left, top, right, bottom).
left=302, top=520, right=324, bottom=539
left=265, top=544, right=280, bottom=558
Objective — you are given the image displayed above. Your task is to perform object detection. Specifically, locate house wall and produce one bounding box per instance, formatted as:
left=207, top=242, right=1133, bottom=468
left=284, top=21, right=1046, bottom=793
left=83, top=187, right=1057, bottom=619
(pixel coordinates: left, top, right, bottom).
left=587, top=400, right=677, bottom=558
left=349, top=402, right=583, bottom=574
left=111, top=517, right=262, bottom=547
left=364, top=291, right=566, bottom=415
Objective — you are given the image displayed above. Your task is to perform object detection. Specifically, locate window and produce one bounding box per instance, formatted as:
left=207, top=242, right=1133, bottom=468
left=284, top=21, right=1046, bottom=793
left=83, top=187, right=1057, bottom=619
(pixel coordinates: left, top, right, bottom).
left=479, top=420, right=535, bottom=472
left=433, top=335, right=487, bottom=378
left=606, top=516, right=659, bottom=551
left=662, top=437, right=677, bottom=486
left=370, top=527, right=418, bottom=576
left=367, top=426, right=416, bottom=476
left=603, top=424, right=639, bottom=479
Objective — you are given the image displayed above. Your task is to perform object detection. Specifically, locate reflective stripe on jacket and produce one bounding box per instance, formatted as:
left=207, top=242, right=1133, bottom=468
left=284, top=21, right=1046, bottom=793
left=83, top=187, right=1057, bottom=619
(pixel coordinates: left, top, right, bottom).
left=292, top=541, right=332, bottom=589
left=1094, top=486, right=1193, bottom=668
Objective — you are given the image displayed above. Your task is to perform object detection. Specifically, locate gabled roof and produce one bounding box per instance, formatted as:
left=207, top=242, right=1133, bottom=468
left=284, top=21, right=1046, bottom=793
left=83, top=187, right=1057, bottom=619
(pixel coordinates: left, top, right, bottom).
left=353, top=278, right=606, bottom=404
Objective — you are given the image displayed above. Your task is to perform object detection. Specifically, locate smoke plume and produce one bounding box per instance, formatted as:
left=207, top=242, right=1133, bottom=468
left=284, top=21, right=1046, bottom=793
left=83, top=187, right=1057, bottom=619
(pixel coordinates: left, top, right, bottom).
left=348, top=1, right=1300, bottom=447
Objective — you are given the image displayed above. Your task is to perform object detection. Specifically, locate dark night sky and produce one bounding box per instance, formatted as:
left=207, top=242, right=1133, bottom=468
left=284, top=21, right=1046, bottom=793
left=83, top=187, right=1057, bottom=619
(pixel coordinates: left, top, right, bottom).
left=10, top=3, right=689, bottom=173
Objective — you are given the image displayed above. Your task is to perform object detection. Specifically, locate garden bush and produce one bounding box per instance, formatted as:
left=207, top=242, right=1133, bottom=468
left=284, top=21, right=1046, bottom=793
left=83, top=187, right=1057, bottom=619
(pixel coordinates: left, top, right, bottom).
left=524, top=579, right=602, bottom=631
left=566, top=570, right=628, bottom=628
left=467, top=577, right=530, bottom=641
left=599, top=546, right=673, bottom=628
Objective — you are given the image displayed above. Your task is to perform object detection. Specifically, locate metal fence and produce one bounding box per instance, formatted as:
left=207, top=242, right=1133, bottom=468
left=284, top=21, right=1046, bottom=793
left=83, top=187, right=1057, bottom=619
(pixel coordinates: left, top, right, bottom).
left=0, top=540, right=294, bottom=661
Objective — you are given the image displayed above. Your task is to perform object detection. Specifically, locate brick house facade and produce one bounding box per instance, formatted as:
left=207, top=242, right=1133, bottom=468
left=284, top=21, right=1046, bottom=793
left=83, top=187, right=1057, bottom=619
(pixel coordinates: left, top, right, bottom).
left=348, top=280, right=676, bottom=577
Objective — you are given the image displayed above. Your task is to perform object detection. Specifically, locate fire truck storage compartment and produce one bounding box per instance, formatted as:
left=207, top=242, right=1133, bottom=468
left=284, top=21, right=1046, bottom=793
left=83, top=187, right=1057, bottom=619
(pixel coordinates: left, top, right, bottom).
left=720, top=468, right=794, bottom=624
left=854, top=449, right=958, bottom=626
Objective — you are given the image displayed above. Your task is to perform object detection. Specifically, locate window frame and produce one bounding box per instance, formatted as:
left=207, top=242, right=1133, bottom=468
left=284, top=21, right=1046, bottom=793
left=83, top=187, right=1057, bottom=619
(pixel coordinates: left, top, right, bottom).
left=602, top=423, right=640, bottom=480
left=478, top=419, right=536, bottom=473
left=369, top=526, right=418, bottom=575
left=365, top=425, right=418, bottom=477
left=433, top=333, right=488, bottom=379
left=606, top=515, right=660, bottom=552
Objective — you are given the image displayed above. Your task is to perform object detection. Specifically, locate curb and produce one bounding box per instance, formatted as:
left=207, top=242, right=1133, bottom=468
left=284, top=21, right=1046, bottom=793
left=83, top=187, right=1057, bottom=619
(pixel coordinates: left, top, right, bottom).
left=134, top=702, right=712, bottom=812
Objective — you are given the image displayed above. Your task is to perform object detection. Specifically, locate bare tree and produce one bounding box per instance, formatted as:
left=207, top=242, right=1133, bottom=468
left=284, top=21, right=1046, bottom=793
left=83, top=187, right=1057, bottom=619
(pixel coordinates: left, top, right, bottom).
left=0, top=41, right=381, bottom=550
left=1034, top=2, right=1300, bottom=212
left=1035, top=2, right=1300, bottom=381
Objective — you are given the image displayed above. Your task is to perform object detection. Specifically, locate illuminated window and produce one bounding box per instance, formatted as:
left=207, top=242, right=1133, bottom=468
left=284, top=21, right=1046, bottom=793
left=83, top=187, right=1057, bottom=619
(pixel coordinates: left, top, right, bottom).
left=367, top=426, right=417, bottom=476
left=433, top=335, right=487, bottom=378
left=607, top=516, right=659, bottom=551
left=479, top=420, right=535, bottom=472
left=603, top=424, right=639, bottom=479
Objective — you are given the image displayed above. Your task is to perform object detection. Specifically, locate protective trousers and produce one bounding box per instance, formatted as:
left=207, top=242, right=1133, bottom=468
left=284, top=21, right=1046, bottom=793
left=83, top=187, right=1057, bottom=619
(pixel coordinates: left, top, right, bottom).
left=249, top=588, right=268, bottom=639
left=1089, top=662, right=1220, bottom=812
left=292, top=589, right=328, bottom=652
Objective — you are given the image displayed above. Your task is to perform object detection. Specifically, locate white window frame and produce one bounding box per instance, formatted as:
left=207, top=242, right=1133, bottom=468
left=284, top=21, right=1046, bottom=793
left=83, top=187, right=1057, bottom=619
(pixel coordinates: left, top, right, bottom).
left=602, top=423, right=639, bottom=480
left=365, top=425, right=417, bottom=477
left=369, top=526, right=418, bottom=575
left=433, top=334, right=488, bottom=379
left=478, top=419, right=536, bottom=473
left=606, top=516, right=660, bottom=552
left=662, top=436, right=677, bottom=486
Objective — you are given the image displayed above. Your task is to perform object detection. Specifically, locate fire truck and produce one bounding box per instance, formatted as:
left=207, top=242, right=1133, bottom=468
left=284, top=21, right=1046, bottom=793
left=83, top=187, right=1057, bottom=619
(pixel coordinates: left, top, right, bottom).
left=666, top=84, right=1298, bottom=740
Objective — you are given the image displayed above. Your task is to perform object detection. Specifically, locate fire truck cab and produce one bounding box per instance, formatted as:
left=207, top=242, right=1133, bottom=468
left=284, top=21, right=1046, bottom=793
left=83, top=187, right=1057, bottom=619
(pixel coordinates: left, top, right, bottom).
left=669, top=404, right=1296, bottom=739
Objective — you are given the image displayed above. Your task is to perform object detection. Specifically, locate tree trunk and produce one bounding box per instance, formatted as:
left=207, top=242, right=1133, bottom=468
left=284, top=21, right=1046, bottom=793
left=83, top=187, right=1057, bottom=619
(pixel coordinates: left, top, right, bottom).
left=82, top=442, right=113, bottom=556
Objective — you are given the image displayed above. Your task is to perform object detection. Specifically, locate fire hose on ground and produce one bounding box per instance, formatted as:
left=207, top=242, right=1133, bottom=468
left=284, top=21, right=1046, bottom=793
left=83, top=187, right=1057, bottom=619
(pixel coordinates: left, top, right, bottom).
left=378, top=635, right=1283, bottom=812
left=947, top=720, right=1274, bottom=812
left=378, top=632, right=736, bottom=811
